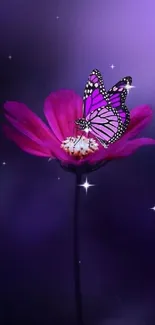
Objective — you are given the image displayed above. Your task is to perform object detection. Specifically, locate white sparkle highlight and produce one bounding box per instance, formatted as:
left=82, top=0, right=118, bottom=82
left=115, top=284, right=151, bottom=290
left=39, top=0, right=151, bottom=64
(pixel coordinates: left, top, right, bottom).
left=2, top=162, right=6, bottom=165
left=79, top=177, right=95, bottom=194
left=110, top=64, right=115, bottom=69
left=58, top=177, right=60, bottom=180
left=84, top=127, right=90, bottom=134
left=124, top=83, right=135, bottom=94
left=8, top=55, right=12, bottom=60
left=150, top=206, right=155, bottom=211
left=56, top=16, right=59, bottom=19
left=61, top=135, right=98, bottom=158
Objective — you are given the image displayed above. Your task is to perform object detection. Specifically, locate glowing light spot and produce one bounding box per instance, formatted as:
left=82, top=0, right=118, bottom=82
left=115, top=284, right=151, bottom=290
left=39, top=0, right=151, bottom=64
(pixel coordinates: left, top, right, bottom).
left=79, top=177, right=95, bottom=194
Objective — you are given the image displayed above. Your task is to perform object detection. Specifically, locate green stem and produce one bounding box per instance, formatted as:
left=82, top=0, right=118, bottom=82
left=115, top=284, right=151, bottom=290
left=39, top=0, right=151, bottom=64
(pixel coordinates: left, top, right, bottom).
left=73, top=172, right=84, bottom=325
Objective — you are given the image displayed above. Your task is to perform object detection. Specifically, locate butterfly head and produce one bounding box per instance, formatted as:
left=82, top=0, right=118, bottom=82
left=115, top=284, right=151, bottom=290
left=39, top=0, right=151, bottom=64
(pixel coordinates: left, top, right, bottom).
left=75, top=118, right=88, bottom=130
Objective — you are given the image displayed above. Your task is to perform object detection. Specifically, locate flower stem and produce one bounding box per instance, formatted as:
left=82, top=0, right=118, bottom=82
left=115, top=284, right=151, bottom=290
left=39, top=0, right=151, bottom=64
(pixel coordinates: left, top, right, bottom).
left=73, top=172, right=84, bottom=325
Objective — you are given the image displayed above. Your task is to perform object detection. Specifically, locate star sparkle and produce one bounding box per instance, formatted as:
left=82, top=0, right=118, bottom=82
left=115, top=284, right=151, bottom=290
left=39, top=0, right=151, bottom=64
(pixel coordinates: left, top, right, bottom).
left=79, top=177, right=95, bottom=194
left=56, top=16, right=59, bottom=19
left=150, top=206, right=155, bottom=211
left=2, top=161, right=6, bottom=165
left=110, top=64, right=115, bottom=69
left=125, top=83, right=135, bottom=94
left=58, top=177, right=60, bottom=180
left=8, top=55, right=12, bottom=60
left=84, top=127, right=90, bottom=134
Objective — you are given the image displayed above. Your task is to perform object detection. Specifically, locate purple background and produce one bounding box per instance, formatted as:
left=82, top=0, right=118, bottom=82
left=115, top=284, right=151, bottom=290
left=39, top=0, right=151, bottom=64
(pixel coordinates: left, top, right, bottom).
left=1, top=0, right=155, bottom=324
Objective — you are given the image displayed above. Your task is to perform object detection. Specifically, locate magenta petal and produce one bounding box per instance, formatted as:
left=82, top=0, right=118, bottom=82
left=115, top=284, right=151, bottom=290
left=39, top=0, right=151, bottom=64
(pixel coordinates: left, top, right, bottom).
left=4, top=101, right=58, bottom=145
left=44, top=89, right=83, bottom=141
left=88, top=147, right=106, bottom=163
left=5, top=113, right=44, bottom=145
left=3, top=125, right=53, bottom=157
left=113, top=138, right=155, bottom=158
left=3, top=124, right=72, bottom=162
left=122, top=105, right=153, bottom=141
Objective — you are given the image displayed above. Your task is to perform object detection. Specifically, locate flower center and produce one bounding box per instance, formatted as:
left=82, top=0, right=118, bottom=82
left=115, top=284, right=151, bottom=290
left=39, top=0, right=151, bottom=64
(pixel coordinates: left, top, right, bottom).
left=61, top=135, right=99, bottom=158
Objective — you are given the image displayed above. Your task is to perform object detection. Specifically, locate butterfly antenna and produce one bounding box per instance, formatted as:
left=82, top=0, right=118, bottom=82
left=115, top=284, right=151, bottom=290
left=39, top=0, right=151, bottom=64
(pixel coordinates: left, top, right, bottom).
left=73, top=132, right=84, bottom=147
left=68, top=120, right=84, bottom=145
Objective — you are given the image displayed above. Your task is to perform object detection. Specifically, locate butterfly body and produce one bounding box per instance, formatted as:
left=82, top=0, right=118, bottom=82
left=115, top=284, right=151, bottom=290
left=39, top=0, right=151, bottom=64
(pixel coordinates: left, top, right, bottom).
left=75, top=69, right=132, bottom=148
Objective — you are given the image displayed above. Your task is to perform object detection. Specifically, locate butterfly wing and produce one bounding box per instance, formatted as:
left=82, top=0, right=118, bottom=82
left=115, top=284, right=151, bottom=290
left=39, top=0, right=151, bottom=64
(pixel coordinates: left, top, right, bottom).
left=107, top=76, right=132, bottom=131
left=83, top=69, right=111, bottom=117
left=82, top=71, right=131, bottom=148
left=86, top=105, right=123, bottom=147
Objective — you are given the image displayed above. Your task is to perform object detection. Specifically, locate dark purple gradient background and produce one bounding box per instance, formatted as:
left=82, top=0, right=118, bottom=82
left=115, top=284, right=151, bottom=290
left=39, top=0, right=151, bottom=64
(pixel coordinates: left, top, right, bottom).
left=1, top=0, right=155, bottom=324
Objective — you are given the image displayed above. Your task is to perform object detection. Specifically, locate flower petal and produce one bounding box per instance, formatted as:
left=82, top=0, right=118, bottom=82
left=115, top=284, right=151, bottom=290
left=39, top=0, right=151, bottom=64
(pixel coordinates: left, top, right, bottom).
left=111, top=137, right=155, bottom=158
left=87, top=145, right=106, bottom=163
left=123, top=105, right=153, bottom=140
left=3, top=125, right=52, bottom=157
left=3, top=101, right=72, bottom=161
left=4, top=101, right=58, bottom=145
left=44, top=89, right=83, bottom=141
left=3, top=124, right=73, bottom=162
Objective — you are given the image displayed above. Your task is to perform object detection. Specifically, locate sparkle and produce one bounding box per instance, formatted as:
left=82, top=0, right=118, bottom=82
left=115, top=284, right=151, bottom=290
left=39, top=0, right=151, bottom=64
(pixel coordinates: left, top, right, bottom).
left=61, top=135, right=98, bottom=158
left=110, top=64, right=115, bottom=69
left=84, top=127, right=90, bottom=134
left=150, top=206, right=155, bottom=211
left=79, top=261, right=81, bottom=264
left=56, top=16, right=59, bottom=19
left=2, top=161, right=6, bottom=165
left=58, top=177, right=60, bottom=180
left=79, top=177, right=95, bottom=194
left=124, top=83, right=135, bottom=94
left=8, top=55, right=12, bottom=60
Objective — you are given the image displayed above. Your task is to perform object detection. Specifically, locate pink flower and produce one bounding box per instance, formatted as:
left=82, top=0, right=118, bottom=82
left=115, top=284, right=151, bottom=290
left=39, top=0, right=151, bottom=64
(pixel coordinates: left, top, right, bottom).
left=3, top=90, right=155, bottom=171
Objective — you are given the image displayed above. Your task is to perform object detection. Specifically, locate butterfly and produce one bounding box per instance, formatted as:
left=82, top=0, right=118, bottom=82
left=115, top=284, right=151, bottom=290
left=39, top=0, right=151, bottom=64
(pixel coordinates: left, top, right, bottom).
left=75, top=69, right=132, bottom=148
